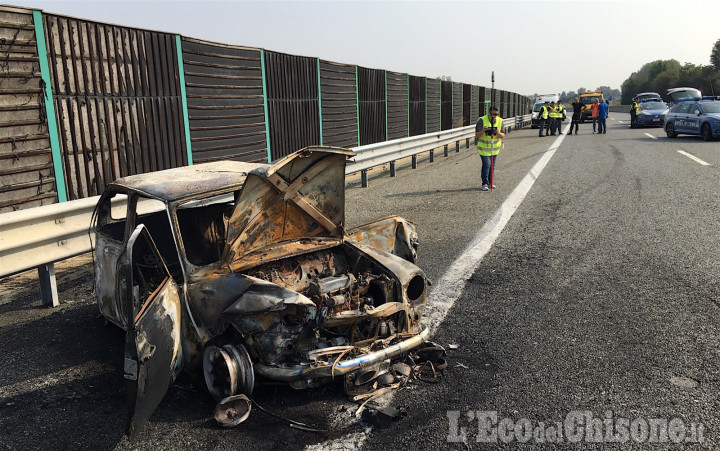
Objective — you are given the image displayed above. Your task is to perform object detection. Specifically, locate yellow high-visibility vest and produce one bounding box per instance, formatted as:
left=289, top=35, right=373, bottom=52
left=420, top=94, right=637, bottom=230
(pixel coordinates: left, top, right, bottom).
left=549, top=105, right=561, bottom=118
left=476, top=115, right=503, bottom=156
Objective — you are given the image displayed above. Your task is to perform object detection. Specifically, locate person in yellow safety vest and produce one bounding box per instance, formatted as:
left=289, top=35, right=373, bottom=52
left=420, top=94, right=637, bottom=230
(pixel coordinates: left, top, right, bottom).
left=548, top=101, right=561, bottom=136
left=554, top=101, right=566, bottom=135
left=474, top=105, right=505, bottom=191
left=538, top=101, right=550, bottom=137
left=630, top=100, right=641, bottom=128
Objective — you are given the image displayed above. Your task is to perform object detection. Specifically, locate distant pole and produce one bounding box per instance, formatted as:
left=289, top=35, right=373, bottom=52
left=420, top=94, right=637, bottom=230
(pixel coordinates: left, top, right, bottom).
left=490, top=71, right=495, bottom=192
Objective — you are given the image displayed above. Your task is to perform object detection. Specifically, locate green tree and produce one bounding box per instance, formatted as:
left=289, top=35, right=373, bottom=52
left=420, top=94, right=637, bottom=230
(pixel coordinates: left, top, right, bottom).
left=711, top=38, right=720, bottom=70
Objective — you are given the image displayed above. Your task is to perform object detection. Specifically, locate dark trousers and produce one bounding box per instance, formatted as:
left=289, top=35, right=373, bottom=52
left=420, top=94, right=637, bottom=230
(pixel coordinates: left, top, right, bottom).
left=598, top=118, right=607, bottom=133
left=570, top=116, right=580, bottom=134
left=630, top=110, right=637, bottom=128
left=547, top=118, right=556, bottom=135
left=538, top=118, right=546, bottom=135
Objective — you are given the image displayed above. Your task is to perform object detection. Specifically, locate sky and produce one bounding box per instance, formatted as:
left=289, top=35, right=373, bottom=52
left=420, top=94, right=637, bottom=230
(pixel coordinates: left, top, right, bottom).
left=6, top=0, right=719, bottom=96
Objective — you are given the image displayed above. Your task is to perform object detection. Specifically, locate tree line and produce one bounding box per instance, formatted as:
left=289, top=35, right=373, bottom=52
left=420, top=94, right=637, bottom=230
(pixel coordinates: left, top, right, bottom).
left=620, top=39, right=720, bottom=104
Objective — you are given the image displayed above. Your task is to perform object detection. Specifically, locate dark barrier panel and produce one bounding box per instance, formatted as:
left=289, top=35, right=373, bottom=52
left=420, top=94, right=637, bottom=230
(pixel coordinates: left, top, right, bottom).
left=462, top=84, right=471, bottom=126
left=319, top=60, right=358, bottom=148
left=44, top=14, right=187, bottom=200
left=479, top=87, right=489, bottom=116
left=386, top=71, right=408, bottom=140
left=182, top=38, right=266, bottom=164
left=426, top=79, right=441, bottom=133
left=440, top=80, right=452, bottom=131
left=357, top=66, right=385, bottom=146
left=0, top=6, right=56, bottom=212
left=265, top=51, right=320, bottom=160
left=452, top=82, right=462, bottom=128
left=470, top=85, right=479, bottom=124
left=409, top=75, right=425, bottom=137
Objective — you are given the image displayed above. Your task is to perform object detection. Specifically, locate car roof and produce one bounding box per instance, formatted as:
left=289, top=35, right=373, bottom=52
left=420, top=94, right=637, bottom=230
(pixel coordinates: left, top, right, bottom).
left=109, top=160, right=267, bottom=202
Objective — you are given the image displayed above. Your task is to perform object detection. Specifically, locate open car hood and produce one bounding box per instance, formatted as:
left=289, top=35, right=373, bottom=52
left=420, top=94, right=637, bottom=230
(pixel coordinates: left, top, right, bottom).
left=223, top=147, right=355, bottom=262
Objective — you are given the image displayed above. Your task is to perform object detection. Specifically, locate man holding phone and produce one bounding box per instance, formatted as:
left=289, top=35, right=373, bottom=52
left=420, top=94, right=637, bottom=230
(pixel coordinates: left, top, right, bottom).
left=475, top=105, right=506, bottom=191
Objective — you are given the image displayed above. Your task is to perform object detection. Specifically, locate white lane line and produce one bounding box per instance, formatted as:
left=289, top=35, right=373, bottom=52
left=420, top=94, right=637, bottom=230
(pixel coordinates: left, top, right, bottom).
left=0, top=361, right=113, bottom=399
left=618, top=120, right=625, bottom=123
left=644, top=133, right=657, bottom=139
left=422, top=124, right=567, bottom=334
left=305, top=123, right=569, bottom=451
left=677, top=150, right=710, bottom=166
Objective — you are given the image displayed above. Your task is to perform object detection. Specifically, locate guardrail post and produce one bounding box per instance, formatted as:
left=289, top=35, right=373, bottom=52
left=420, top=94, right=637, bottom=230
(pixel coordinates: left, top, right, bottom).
left=465, top=138, right=469, bottom=148
left=38, top=263, right=59, bottom=307
left=412, top=155, right=417, bottom=169
left=430, top=149, right=434, bottom=162
left=389, top=161, right=396, bottom=177
left=455, top=140, right=459, bottom=152
left=443, top=144, right=448, bottom=157
left=361, top=170, right=368, bottom=188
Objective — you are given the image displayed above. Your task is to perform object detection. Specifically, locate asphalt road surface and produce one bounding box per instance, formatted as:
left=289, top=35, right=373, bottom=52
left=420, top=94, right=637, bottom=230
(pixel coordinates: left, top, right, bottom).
left=1, top=113, right=718, bottom=450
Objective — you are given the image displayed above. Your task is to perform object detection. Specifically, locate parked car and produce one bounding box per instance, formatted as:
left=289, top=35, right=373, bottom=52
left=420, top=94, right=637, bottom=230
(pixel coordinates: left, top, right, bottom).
left=92, top=147, right=429, bottom=435
left=635, top=100, right=669, bottom=128
left=632, top=92, right=662, bottom=103
left=664, top=100, right=720, bottom=140
left=666, top=87, right=702, bottom=105
left=531, top=102, right=546, bottom=128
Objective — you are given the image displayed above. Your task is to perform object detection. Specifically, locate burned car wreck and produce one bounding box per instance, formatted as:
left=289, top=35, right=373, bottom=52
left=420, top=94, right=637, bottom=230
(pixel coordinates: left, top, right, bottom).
left=92, top=147, right=429, bottom=434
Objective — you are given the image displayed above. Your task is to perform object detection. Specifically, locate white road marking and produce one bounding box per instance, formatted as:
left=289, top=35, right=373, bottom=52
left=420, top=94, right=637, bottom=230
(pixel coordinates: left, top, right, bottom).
left=0, top=361, right=113, bottom=399
left=644, top=133, right=657, bottom=139
left=618, top=120, right=625, bottom=123
left=677, top=150, right=710, bottom=166
left=305, top=123, right=569, bottom=451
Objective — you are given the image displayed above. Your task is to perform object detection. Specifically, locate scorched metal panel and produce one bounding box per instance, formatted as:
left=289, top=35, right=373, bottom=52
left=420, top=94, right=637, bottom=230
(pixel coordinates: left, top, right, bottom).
left=319, top=60, right=357, bottom=148
left=357, top=66, right=385, bottom=146
left=426, top=78, right=440, bottom=133
left=408, top=75, right=425, bottom=137
left=182, top=38, right=266, bottom=164
left=452, top=82, right=462, bottom=128
left=440, top=80, right=452, bottom=131
left=265, top=51, right=320, bottom=160
left=0, top=5, right=56, bottom=212
left=469, top=85, right=479, bottom=125
left=386, top=71, right=408, bottom=140
left=43, top=13, right=187, bottom=201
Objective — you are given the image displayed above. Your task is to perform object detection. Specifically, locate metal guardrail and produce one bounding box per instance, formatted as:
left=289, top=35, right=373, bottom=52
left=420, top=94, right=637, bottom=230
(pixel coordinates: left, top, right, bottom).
left=0, top=115, right=532, bottom=307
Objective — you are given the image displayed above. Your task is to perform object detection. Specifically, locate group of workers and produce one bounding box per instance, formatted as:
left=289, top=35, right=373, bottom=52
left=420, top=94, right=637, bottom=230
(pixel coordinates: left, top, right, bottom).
left=536, top=101, right=566, bottom=137
left=539, top=98, right=610, bottom=136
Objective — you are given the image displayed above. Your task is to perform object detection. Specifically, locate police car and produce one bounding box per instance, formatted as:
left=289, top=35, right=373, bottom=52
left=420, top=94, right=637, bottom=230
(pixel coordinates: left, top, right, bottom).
left=664, top=100, right=720, bottom=141
left=635, top=99, right=669, bottom=127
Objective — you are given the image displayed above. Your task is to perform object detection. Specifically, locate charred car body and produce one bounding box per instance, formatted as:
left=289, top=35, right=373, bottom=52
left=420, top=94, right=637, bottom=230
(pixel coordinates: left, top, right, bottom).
left=92, top=147, right=429, bottom=435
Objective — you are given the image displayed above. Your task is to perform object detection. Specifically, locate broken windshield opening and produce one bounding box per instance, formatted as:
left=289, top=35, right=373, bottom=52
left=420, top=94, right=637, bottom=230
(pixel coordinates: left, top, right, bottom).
left=176, top=193, right=237, bottom=267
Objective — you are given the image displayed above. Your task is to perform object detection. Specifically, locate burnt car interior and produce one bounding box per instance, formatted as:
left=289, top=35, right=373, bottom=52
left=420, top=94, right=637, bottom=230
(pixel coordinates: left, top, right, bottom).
left=176, top=200, right=233, bottom=267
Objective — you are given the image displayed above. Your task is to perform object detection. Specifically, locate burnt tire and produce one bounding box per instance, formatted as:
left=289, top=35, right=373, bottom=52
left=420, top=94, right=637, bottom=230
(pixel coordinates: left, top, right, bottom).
left=666, top=122, right=677, bottom=138
left=701, top=123, right=713, bottom=141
